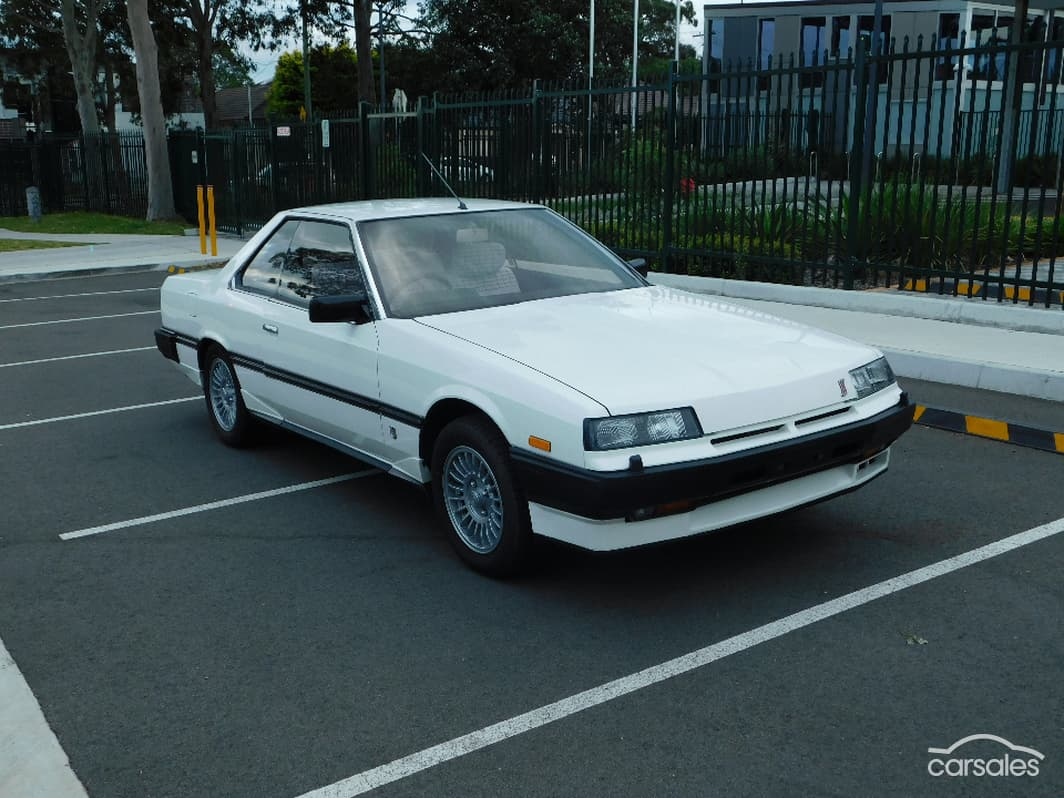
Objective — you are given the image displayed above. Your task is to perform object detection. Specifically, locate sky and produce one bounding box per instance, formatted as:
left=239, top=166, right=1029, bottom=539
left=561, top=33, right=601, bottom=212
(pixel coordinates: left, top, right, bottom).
left=248, top=1, right=704, bottom=84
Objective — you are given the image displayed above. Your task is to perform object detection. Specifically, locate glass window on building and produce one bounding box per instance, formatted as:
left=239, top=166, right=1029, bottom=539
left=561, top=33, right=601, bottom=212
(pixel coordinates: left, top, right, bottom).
left=937, top=13, right=960, bottom=80
left=802, top=17, right=827, bottom=65
left=1046, top=16, right=1064, bottom=85
left=758, top=18, right=775, bottom=90
left=969, top=12, right=1042, bottom=81
left=831, top=16, right=852, bottom=56
left=706, top=17, right=724, bottom=72
left=801, top=16, right=827, bottom=87
left=858, top=14, right=892, bottom=82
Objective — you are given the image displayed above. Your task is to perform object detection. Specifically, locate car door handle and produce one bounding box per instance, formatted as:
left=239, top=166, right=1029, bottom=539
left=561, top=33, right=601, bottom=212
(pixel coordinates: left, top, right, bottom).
left=262, top=323, right=279, bottom=335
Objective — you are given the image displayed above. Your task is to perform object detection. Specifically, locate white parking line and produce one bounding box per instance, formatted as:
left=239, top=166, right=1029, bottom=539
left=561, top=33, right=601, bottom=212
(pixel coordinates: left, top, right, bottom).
left=0, top=310, right=160, bottom=330
left=59, top=470, right=381, bottom=540
left=0, top=288, right=157, bottom=304
left=0, top=347, right=154, bottom=369
left=0, top=397, right=200, bottom=431
left=0, top=635, right=87, bottom=797
left=302, top=514, right=1064, bottom=798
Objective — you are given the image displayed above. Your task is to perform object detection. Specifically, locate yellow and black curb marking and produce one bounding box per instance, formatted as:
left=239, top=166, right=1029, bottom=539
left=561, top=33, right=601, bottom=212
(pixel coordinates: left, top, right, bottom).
left=913, top=405, right=1064, bottom=454
left=902, top=278, right=1064, bottom=305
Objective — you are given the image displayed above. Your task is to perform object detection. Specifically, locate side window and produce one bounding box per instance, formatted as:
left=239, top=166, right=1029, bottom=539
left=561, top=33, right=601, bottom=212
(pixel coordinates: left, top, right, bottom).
left=277, top=220, right=364, bottom=306
left=238, top=220, right=298, bottom=296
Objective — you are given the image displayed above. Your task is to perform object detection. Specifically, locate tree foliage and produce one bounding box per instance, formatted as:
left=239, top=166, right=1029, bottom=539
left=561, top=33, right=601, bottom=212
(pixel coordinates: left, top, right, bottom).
left=267, top=44, right=364, bottom=118
left=417, top=0, right=698, bottom=92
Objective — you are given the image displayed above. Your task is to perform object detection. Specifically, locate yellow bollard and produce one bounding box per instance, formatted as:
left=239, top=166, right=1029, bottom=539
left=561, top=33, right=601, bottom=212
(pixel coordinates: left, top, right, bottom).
left=207, top=185, right=217, bottom=257
left=196, top=185, right=206, bottom=255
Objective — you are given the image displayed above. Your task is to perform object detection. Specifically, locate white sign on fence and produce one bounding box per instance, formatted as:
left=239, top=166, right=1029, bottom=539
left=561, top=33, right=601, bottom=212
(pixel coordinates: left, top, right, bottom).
left=276, top=125, right=291, bottom=137
left=321, top=119, right=330, bottom=149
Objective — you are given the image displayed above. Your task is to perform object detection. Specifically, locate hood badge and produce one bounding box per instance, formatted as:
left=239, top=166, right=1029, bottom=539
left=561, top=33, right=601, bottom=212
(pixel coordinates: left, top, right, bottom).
left=838, top=378, right=848, bottom=397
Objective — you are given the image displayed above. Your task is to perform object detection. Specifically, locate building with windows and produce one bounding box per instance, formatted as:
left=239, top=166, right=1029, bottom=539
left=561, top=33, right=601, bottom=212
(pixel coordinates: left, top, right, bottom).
left=699, top=1, right=1064, bottom=161
left=703, top=1, right=1063, bottom=73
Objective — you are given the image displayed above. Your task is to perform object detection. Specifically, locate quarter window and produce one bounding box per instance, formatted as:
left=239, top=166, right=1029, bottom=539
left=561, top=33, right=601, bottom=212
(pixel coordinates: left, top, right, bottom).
left=238, top=219, right=298, bottom=296
left=277, top=220, right=363, bottom=306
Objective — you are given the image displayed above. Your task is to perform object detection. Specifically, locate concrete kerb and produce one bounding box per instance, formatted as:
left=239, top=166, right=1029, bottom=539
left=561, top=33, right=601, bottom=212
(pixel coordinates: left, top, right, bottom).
left=0, top=257, right=229, bottom=285
left=650, top=272, right=1064, bottom=403
left=648, top=273, right=1064, bottom=336
left=884, top=348, right=1064, bottom=403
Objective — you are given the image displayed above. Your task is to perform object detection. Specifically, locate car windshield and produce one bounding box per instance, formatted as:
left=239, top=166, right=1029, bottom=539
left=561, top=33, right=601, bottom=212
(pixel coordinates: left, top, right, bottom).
left=358, top=208, right=645, bottom=318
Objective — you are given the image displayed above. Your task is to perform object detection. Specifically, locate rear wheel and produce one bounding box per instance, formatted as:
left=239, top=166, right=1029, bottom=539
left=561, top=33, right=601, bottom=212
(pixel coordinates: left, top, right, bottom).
left=431, top=416, right=534, bottom=576
left=204, top=348, right=254, bottom=447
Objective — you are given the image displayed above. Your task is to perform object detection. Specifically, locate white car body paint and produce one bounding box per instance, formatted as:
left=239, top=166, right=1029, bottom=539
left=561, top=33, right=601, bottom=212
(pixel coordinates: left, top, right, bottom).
left=158, top=199, right=911, bottom=551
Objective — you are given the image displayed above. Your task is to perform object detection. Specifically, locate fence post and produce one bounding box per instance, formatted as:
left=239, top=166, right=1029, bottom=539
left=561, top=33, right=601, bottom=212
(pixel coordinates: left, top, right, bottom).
left=233, top=129, right=244, bottom=238
left=359, top=101, right=375, bottom=199
left=662, top=61, right=679, bottom=274
left=846, top=44, right=868, bottom=291
left=415, top=96, right=429, bottom=196
left=100, top=135, right=112, bottom=214
left=531, top=79, right=544, bottom=204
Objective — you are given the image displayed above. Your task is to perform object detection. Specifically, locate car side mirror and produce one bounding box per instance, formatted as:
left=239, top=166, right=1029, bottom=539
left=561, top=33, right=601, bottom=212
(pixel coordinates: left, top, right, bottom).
left=309, top=292, right=372, bottom=325
left=627, top=258, right=648, bottom=278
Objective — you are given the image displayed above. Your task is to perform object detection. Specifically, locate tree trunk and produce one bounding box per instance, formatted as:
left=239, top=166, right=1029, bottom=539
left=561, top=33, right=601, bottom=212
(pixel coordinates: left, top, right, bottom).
left=355, top=0, right=375, bottom=105
left=60, top=0, right=100, bottom=134
left=127, top=0, right=177, bottom=220
left=186, top=1, right=218, bottom=129
left=60, top=0, right=106, bottom=209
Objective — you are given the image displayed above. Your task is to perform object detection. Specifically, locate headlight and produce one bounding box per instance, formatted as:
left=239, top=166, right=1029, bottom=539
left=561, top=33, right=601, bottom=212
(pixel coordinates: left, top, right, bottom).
left=848, top=357, right=896, bottom=399
left=584, top=407, right=702, bottom=451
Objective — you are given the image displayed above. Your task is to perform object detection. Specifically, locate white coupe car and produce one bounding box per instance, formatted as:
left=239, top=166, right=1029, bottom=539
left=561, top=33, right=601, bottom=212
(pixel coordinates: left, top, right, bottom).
left=156, top=198, right=914, bottom=575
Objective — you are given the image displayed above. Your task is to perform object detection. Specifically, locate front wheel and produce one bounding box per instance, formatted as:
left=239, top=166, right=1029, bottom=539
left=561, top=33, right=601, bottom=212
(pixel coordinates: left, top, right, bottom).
left=431, top=416, right=534, bottom=576
left=203, top=348, right=254, bottom=447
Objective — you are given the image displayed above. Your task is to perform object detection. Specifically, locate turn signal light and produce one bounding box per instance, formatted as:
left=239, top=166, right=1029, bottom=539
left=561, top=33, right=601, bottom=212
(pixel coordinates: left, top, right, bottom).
left=528, top=435, right=551, bottom=452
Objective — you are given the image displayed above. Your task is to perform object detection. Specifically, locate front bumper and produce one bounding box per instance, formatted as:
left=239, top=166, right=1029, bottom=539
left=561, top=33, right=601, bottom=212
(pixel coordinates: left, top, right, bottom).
left=511, top=394, right=915, bottom=522
left=154, top=328, right=180, bottom=362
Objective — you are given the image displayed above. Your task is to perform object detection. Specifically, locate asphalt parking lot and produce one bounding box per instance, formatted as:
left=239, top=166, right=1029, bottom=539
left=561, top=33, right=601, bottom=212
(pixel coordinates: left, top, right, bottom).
left=1, top=269, right=1061, bottom=797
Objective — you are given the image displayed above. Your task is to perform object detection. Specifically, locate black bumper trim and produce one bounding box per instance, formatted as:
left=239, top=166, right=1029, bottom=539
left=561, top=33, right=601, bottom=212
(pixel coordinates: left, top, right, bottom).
left=154, top=328, right=183, bottom=361
left=511, top=396, right=915, bottom=520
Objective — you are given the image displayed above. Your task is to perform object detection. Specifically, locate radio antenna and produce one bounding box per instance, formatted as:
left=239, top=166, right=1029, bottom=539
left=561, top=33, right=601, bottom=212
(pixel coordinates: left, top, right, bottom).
left=421, top=153, right=468, bottom=210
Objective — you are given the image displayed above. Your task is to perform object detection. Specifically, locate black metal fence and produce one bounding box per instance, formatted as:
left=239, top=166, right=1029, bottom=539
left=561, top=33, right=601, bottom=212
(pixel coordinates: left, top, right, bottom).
left=4, top=34, right=1063, bottom=307
left=0, top=132, right=149, bottom=218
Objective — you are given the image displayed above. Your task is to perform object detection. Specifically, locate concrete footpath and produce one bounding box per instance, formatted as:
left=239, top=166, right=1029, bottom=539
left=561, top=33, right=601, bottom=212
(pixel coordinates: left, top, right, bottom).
left=0, top=228, right=244, bottom=281
left=0, top=229, right=1061, bottom=402
left=650, top=273, right=1064, bottom=403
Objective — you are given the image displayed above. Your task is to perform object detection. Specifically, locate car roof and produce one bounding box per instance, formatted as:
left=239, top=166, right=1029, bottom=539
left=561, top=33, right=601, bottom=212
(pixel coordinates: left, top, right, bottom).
left=285, top=198, right=541, bottom=223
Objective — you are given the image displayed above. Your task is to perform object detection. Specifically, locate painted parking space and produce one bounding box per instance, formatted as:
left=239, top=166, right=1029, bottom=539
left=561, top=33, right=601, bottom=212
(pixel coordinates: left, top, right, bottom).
left=0, top=292, right=160, bottom=329
left=1, top=270, right=1062, bottom=797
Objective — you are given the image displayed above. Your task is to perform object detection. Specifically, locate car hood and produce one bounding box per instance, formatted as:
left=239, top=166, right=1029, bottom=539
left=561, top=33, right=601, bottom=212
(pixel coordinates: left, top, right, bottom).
left=415, top=286, right=883, bottom=432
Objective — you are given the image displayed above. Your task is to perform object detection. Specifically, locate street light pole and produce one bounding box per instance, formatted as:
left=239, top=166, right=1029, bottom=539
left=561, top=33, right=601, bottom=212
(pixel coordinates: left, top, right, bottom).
left=301, top=0, right=312, bottom=121
left=631, top=0, right=640, bottom=129
left=588, top=0, right=595, bottom=165
left=675, top=0, right=681, bottom=62
left=379, top=2, right=386, bottom=111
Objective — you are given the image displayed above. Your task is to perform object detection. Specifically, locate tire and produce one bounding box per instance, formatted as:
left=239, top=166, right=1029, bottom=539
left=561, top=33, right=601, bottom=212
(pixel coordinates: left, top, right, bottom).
left=430, top=415, right=534, bottom=576
left=203, top=348, right=254, bottom=447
